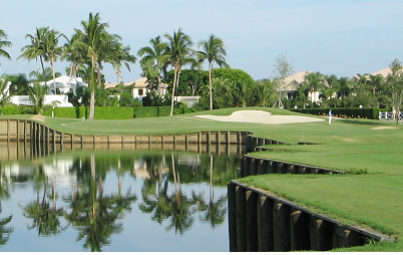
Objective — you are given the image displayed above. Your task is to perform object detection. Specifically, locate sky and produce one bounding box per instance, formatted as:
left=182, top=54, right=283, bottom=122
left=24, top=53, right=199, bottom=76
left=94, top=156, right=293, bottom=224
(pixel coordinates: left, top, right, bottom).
left=1, top=0, right=403, bottom=83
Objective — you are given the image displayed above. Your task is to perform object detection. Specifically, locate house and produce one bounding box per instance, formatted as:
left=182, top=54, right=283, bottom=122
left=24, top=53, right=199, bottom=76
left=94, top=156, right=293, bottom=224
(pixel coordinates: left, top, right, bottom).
left=104, top=77, right=168, bottom=101
left=279, top=71, right=312, bottom=99
left=36, top=75, right=88, bottom=94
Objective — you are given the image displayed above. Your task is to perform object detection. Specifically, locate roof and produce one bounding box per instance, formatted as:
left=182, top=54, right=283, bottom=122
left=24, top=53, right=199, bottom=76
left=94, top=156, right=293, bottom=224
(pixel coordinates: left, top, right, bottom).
left=351, top=67, right=392, bottom=81
left=37, top=75, right=88, bottom=88
left=104, top=77, right=168, bottom=89
left=281, top=71, right=312, bottom=91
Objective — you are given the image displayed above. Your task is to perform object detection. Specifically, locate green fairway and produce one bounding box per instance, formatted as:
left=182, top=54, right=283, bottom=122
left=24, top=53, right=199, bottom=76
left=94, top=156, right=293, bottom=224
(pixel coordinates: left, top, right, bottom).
left=2, top=107, right=402, bottom=251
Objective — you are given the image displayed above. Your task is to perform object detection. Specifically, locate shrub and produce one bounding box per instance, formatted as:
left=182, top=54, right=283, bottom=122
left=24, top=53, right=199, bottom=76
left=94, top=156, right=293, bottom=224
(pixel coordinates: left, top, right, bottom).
left=134, top=107, right=158, bottom=118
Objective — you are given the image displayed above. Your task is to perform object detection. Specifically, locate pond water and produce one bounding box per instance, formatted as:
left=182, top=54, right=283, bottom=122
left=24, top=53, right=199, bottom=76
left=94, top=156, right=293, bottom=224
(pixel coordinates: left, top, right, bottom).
left=0, top=144, right=243, bottom=252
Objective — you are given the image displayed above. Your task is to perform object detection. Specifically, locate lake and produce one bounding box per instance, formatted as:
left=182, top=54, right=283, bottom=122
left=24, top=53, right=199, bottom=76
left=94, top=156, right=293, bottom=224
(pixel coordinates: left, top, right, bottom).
left=0, top=143, right=243, bottom=252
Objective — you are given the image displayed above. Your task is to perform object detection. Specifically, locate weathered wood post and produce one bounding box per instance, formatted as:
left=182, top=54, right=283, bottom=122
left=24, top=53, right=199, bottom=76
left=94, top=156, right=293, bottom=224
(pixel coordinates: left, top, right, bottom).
left=273, top=202, right=291, bottom=251
left=309, top=216, right=333, bottom=251
left=228, top=182, right=237, bottom=252
left=246, top=190, right=258, bottom=252
left=235, top=186, right=247, bottom=252
left=257, top=195, right=274, bottom=251
left=333, top=225, right=362, bottom=249
left=290, top=209, right=311, bottom=251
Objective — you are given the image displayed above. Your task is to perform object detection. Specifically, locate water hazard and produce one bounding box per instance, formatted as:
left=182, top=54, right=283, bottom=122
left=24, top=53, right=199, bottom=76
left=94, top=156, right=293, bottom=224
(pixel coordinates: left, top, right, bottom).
left=0, top=144, right=243, bottom=252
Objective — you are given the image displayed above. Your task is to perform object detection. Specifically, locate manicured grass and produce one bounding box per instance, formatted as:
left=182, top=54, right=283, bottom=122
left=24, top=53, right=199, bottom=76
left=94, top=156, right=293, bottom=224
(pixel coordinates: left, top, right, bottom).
left=2, top=107, right=403, bottom=251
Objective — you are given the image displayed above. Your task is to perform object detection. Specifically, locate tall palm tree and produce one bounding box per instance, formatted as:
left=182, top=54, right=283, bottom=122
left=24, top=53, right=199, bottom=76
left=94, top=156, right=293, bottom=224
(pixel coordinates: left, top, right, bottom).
left=74, top=12, right=110, bottom=119
left=197, top=35, right=229, bottom=110
left=164, top=29, right=195, bottom=116
left=112, top=43, right=136, bottom=84
left=41, top=28, right=66, bottom=94
left=62, top=34, right=84, bottom=92
left=18, top=27, right=48, bottom=86
left=303, top=72, right=326, bottom=103
left=138, top=36, right=169, bottom=90
left=368, top=74, right=384, bottom=96
left=0, top=29, right=12, bottom=71
left=74, top=12, right=125, bottom=119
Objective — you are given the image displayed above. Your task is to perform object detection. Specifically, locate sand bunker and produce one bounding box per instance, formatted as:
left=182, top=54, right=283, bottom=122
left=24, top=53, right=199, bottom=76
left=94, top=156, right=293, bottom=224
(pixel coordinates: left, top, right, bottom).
left=371, top=126, right=399, bottom=130
left=195, top=110, right=324, bottom=124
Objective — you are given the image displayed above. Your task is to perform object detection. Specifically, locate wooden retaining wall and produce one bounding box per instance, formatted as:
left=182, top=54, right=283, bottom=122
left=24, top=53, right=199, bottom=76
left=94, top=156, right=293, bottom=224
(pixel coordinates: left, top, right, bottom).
left=0, top=119, right=248, bottom=146
left=228, top=181, right=394, bottom=252
left=240, top=154, right=344, bottom=177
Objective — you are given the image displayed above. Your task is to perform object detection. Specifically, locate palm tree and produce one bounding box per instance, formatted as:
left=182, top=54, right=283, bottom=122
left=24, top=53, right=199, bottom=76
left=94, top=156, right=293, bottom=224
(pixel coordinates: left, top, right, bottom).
left=74, top=12, right=107, bottom=119
left=112, top=43, right=136, bottom=84
left=256, top=79, right=275, bottom=107
left=303, top=72, right=326, bottom=104
left=0, top=78, right=12, bottom=115
left=197, top=35, right=229, bottom=110
left=41, top=28, right=66, bottom=94
left=0, top=29, right=12, bottom=71
left=138, top=36, right=169, bottom=91
left=368, top=74, right=384, bottom=96
left=164, top=29, right=195, bottom=116
left=18, top=27, right=48, bottom=86
left=74, top=12, right=124, bottom=119
left=62, top=34, right=84, bottom=92
left=28, top=82, right=49, bottom=114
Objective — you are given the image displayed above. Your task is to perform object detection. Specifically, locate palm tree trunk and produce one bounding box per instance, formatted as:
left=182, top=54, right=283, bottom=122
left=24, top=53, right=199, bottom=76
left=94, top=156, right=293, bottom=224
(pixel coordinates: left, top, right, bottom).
left=89, top=57, right=96, bottom=119
left=170, top=67, right=178, bottom=116
left=68, top=61, right=74, bottom=92
left=209, top=155, right=214, bottom=204
left=209, top=62, right=213, bottom=110
left=40, top=56, right=47, bottom=87
left=51, top=57, right=57, bottom=94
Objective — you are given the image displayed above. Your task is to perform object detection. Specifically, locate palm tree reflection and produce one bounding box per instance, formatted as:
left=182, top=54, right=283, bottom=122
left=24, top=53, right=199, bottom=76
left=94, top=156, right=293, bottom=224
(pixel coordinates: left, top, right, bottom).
left=64, top=154, right=137, bottom=252
left=22, top=165, right=66, bottom=236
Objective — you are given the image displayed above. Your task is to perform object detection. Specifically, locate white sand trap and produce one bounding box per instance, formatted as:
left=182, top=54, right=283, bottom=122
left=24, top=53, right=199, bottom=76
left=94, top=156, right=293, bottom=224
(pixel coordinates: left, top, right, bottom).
left=195, top=110, right=324, bottom=124
left=371, top=126, right=399, bottom=130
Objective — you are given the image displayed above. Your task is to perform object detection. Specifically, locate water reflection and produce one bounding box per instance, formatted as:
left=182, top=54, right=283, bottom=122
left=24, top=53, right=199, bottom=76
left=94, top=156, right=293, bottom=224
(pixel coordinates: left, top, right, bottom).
left=0, top=148, right=241, bottom=252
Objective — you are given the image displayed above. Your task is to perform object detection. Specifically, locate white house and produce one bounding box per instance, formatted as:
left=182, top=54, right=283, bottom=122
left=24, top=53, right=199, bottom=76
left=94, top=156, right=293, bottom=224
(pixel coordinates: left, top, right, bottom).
left=278, top=71, right=324, bottom=103
left=37, top=75, right=88, bottom=94
left=104, top=77, right=168, bottom=101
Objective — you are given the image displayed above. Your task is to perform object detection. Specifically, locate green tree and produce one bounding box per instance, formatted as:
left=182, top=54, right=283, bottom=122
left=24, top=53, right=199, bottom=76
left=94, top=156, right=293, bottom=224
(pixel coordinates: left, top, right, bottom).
left=74, top=12, right=119, bottom=119
left=18, top=27, right=49, bottom=86
left=0, top=78, right=12, bottom=115
left=164, top=29, right=195, bottom=116
left=367, top=74, right=384, bottom=96
left=0, top=29, right=12, bottom=70
left=41, top=27, right=66, bottom=94
left=197, top=35, right=229, bottom=110
left=2, top=73, right=29, bottom=95
left=164, top=69, right=208, bottom=96
left=138, top=36, right=169, bottom=91
left=387, top=58, right=403, bottom=124
left=112, top=43, right=136, bottom=84
left=256, top=79, right=275, bottom=107
left=28, top=82, right=49, bottom=114
left=62, top=34, right=86, bottom=92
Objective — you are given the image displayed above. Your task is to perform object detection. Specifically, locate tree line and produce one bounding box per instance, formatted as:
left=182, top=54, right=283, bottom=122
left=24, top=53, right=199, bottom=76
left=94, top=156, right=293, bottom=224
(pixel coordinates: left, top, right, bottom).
left=1, top=12, right=403, bottom=119
left=0, top=12, right=231, bottom=118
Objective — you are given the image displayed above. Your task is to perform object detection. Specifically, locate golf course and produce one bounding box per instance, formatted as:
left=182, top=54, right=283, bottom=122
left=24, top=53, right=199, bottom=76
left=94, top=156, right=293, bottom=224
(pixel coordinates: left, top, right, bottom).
left=2, top=107, right=402, bottom=251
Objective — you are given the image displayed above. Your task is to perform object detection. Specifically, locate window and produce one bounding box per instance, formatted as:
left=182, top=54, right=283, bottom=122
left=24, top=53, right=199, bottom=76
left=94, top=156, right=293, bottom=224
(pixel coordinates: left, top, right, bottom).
left=138, top=89, right=143, bottom=96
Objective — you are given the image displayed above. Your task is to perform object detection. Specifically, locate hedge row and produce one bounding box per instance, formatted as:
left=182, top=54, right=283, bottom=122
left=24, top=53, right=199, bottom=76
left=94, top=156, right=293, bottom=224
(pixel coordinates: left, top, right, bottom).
left=1, top=105, right=172, bottom=119
left=292, top=107, right=380, bottom=119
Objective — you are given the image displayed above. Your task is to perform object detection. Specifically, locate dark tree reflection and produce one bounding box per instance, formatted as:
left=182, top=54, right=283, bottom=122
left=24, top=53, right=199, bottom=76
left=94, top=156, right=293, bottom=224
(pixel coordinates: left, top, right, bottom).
left=64, top=154, right=137, bottom=252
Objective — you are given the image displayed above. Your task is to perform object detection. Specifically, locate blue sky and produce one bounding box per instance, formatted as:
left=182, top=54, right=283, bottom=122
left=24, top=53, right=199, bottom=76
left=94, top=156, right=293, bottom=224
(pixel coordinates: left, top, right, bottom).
left=1, top=0, right=403, bottom=83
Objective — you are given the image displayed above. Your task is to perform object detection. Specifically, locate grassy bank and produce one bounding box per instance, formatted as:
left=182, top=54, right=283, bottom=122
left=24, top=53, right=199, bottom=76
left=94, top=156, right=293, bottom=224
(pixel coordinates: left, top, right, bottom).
left=1, top=107, right=402, bottom=251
